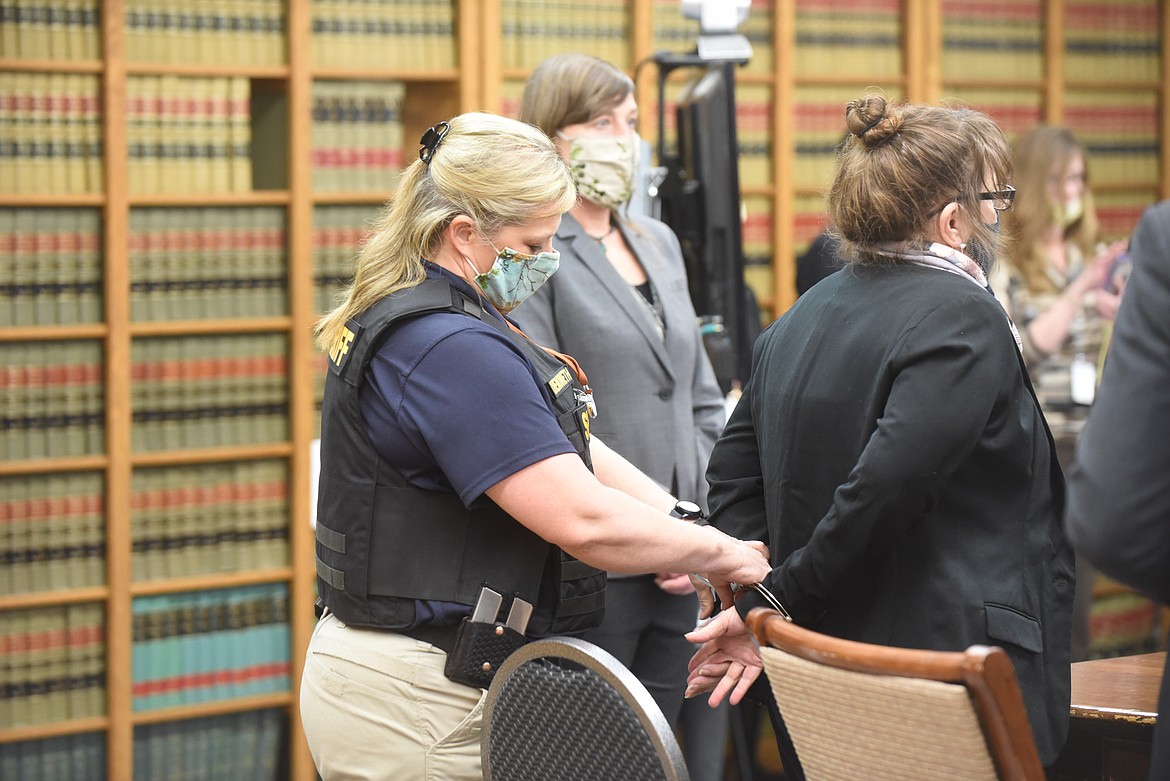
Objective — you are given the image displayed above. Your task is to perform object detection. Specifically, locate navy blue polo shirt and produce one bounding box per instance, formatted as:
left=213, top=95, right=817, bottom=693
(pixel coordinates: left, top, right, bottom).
left=358, top=264, right=576, bottom=507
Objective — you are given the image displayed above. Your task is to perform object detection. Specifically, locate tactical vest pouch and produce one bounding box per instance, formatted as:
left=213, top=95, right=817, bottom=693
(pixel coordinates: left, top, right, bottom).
left=443, top=617, right=528, bottom=689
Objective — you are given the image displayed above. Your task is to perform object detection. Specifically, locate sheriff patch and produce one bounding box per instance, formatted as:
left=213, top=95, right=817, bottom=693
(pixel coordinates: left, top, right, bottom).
left=547, top=367, right=572, bottom=397
left=329, top=321, right=363, bottom=376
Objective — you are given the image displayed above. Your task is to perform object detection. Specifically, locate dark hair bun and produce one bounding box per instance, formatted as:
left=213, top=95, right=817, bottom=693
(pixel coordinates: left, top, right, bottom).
left=845, top=94, right=901, bottom=147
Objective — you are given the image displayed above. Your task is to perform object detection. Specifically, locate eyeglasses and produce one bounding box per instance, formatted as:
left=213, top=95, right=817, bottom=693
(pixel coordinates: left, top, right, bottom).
left=979, top=185, right=1016, bottom=212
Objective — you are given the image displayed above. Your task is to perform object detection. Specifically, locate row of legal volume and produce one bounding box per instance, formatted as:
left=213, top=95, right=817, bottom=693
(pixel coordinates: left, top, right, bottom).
left=0, top=208, right=102, bottom=327
left=0, top=340, right=105, bottom=461
left=2, top=204, right=371, bottom=328
left=0, top=602, right=105, bottom=729
left=0, top=472, right=105, bottom=596
left=129, top=333, right=289, bottom=453
left=0, top=460, right=292, bottom=597
left=1, top=75, right=415, bottom=195
left=4, top=1, right=1159, bottom=84
left=131, top=584, right=291, bottom=713
left=0, top=709, right=286, bottom=781
left=0, top=586, right=289, bottom=725
left=131, top=460, right=290, bottom=584
left=0, top=73, right=103, bottom=196
left=0, top=0, right=284, bottom=67
left=0, top=334, right=289, bottom=460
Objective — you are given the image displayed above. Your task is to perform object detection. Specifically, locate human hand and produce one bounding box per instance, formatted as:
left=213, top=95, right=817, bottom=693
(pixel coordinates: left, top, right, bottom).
left=1094, top=287, right=1122, bottom=321
left=703, top=536, right=771, bottom=609
left=655, top=572, right=697, bottom=595
left=689, top=574, right=721, bottom=619
left=684, top=607, right=763, bottom=706
left=1075, top=240, right=1128, bottom=297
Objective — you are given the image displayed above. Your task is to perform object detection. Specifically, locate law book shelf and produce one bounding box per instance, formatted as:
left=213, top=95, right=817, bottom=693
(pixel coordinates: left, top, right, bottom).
left=0, top=1, right=478, bottom=779
left=4, top=2, right=1170, bottom=780
left=481, top=0, right=1170, bottom=320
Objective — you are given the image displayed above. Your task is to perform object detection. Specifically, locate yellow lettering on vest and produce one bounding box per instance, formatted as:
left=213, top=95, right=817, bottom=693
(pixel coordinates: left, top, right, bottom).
left=547, top=367, right=572, bottom=396
left=330, top=326, right=355, bottom=367
left=581, top=409, right=591, bottom=440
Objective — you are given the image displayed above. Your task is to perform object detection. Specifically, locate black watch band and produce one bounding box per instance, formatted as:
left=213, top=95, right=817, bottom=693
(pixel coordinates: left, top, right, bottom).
left=669, top=500, right=705, bottom=522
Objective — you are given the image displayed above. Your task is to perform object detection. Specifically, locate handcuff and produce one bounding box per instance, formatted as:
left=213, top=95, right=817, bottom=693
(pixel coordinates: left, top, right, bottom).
left=692, top=573, right=794, bottom=623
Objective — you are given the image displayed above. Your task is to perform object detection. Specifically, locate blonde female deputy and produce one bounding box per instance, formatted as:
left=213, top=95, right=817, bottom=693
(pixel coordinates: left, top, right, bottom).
left=299, top=112, right=769, bottom=781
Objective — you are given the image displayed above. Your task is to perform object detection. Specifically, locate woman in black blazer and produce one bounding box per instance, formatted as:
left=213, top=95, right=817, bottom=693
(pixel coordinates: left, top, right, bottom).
left=685, top=95, right=1075, bottom=768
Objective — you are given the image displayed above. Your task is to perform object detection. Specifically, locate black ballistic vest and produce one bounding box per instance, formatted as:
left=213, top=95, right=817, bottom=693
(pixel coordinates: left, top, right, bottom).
left=314, top=278, right=605, bottom=636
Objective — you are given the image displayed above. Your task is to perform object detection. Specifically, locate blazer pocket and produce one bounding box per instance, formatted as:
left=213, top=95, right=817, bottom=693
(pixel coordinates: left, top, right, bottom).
left=984, top=603, right=1043, bottom=654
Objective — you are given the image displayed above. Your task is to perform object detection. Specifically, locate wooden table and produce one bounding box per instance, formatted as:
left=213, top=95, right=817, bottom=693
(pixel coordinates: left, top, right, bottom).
left=1048, top=652, right=1164, bottom=781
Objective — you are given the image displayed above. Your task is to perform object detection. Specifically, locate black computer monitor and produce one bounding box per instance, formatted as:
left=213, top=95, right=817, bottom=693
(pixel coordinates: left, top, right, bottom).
left=658, top=64, right=748, bottom=391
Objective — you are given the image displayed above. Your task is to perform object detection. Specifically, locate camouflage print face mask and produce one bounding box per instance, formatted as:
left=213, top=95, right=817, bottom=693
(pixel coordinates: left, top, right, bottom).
left=464, top=246, right=561, bottom=315
left=559, top=133, right=640, bottom=210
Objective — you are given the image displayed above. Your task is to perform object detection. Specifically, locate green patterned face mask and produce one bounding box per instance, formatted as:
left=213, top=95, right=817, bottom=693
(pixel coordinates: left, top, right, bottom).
left=559, top=133, right=639, bottom=209
left=464, top=246, right=560, bottom=314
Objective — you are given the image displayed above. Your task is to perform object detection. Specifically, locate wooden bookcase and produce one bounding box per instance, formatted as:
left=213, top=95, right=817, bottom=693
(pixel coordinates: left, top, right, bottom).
left=0, top=2, right=478, bottom=779
left=1, top=2, right=1167, bottom=779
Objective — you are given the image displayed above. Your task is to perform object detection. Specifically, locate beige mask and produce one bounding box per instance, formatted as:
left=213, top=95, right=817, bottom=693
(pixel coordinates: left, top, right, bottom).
left=1055, top=197, right=1084, bottom=228
left=559, top=133, right=640, bottom=209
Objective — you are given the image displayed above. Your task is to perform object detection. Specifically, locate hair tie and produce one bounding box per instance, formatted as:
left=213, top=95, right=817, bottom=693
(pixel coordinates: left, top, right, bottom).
left=419, top=121, right=451, bottom=165
left=859, top=114, right=885, bottom=136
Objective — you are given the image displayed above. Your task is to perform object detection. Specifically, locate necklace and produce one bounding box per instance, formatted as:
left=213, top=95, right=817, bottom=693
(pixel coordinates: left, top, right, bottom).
left=585, top=224, right=616, bottom=243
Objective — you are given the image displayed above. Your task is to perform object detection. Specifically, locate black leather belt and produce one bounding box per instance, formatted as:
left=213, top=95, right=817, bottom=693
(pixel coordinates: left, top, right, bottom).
left=399, top=623, right=459, bottom=654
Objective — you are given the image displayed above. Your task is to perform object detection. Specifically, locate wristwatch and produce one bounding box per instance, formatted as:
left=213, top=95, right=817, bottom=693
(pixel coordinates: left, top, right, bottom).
left=668, top=500, right=705, bottom=522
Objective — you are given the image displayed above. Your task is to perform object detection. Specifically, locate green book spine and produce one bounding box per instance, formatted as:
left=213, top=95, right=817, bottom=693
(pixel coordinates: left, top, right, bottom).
left=3, top=346, right=27, bottom=461
left=0, top=0, right=17, bottom=57
left=25, top=473, right=49, bottom=593
left=0, top=208, right=14, bottom=325
left=43, top=348, right=68, bottom=456
left=228, top=76, right=251, bottom=193
left=80, top=473, right=104, bottom=587
left=43, top=608, right=70, bottom=723
left=12, top=212, right=37, bottom=324
left=0, top=478, right=11, bottom=595
left=81, top=340, right=103, bottom=455
left=74, top=206, right=100, bottom=321
left=7, top=610, right=31, bottom=726
left=31, top=207, right=60, bottom=325
left=6, top=475, right=31, bottom=593
left=157, top=467, right=181, bottom=580
left=44, top=474, right=70, bottom=588
left=54, top=208, right=79, bottom=324
left=25, top=610, right=51, bottom=724
left=176, top=467, right=201, bottom=578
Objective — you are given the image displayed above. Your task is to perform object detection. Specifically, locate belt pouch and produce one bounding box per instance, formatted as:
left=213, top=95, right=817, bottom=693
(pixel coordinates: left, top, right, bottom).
left=442, top=617, right=527, bottom=689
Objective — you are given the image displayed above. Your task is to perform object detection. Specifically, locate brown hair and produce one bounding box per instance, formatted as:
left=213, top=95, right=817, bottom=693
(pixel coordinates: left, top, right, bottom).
left=1001, top=125, right=1098, bottom=293
left=828, top=94, right=1011, bottom=265
left=519, top=53, right=634, bottom=139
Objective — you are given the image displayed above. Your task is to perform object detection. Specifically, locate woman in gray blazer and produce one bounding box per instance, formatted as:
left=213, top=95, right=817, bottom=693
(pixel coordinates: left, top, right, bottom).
left=513, top=54, right=727, bottom=733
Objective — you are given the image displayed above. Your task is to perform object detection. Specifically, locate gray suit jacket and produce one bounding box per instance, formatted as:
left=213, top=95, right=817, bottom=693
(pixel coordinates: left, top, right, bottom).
left=1066, top=199, right=1170, bottom=778
left=512, top=212, right=725, bottom=508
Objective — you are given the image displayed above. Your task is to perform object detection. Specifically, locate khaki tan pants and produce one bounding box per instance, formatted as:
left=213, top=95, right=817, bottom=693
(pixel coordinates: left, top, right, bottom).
left=300, top=612, right=486, bottom=781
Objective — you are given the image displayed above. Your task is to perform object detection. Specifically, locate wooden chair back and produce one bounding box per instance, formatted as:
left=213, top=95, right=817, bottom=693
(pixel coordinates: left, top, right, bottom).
left=747, top=607, right=1046, bottom=781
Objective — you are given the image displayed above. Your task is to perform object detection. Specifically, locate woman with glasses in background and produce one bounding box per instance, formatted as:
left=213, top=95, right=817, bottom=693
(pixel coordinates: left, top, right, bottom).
left=993, top=125, right=1128, bottom=465
left=685, top=94, right=1075, bottom=773
left=991, top=125, right=1129, bottom=661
